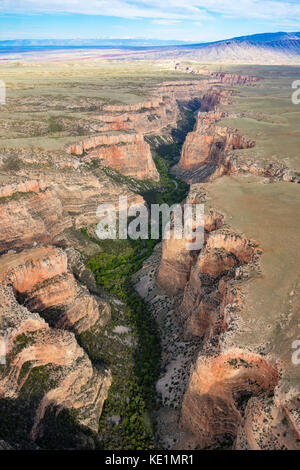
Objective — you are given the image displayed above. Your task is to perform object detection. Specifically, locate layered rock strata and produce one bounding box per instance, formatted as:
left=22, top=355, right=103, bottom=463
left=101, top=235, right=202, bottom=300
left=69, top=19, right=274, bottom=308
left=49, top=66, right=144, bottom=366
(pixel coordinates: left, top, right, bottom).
left=66, top=80, right=213, bottom=181
left=180, top=229, right=257, bottom=343
left=0, top=180, right=72, bottom=254
left=177, top=111, right=255, bottom=182
left=0, top=171, right=124, bottom=445
left=0, top=247, right=111, bottom=443
left=67, top=134, right=159, bottom=182
left=180, top=352, right=278, bottom=449
left=156, top=208, right=223, bottom=296
left=93, top=98, right=180, bottom=135
left=173, top=64, right=261, bottom=86
left=155, top=179, right=299, bottom=449
left=0, top=169, right=145, bottom=232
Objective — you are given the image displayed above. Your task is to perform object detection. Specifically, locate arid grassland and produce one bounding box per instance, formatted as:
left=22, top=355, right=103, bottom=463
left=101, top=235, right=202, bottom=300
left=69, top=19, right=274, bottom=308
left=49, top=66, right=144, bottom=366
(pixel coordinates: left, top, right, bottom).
left=217, top=66, right=300, bottom=174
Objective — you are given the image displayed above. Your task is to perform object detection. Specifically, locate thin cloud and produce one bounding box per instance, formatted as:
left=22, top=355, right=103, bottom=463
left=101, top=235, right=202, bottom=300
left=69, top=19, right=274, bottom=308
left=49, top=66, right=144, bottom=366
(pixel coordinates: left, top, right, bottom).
left=0, top=0, right=213, bottom=20
left=0, top=0, right=299, bottom=25
left=152, top=19, right=181, bottom=25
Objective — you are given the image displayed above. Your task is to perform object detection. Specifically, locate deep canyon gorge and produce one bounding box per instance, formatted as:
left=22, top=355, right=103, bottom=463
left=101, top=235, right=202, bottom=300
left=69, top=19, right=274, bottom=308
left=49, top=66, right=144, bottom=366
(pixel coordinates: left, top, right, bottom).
left=0, top=61, right=299, bottom=451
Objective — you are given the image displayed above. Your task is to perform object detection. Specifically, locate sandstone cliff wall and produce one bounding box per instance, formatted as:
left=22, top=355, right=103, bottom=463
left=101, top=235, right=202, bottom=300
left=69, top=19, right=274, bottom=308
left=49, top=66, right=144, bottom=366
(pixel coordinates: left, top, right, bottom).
left=173, top=64, right=261, bottom=86
left=0, top=247, right=111, bottom=442
left=93, top=98, right=180, bottom=135
left=66, top=80, right=213, bottom=181
left=0, top=181, right=72, bottom=254
left=178, top=111, right=255, bottom=178
left=180, top=352, right=278, bottom=449
left=155, top=181, right=297, bottom=450
left=67, top=134, right=159, bottom=181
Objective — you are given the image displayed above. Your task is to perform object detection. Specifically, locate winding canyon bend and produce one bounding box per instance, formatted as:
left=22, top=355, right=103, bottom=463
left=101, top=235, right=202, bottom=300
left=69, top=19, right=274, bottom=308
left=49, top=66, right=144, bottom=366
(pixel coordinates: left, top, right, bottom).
left=0, top=60, right=299, bottom=450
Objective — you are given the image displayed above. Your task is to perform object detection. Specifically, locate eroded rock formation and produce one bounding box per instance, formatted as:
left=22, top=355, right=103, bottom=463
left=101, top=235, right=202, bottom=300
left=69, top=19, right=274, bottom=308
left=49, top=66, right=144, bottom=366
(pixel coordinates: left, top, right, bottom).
left=93, top=98, right=180, bottom=135
left=210, top=72, right=261, bottom=86
left=0, top=247, right=111, bottom=443
left=66, top=80, right=212, bottom=181
left=0, top=246, right=109, bottom=334
left=0, top=181, right=71, bottom=254
left=173, top=64, right=261, bottom=86
left=67, top=134, right=159, bottom=182
left=180, top=229, right=257, bottom=342
left=235, top=391, right=300, bottom=450
left=156, top=208, right=223, bottom=296
left=155, top=180, right=299, bottom=450
left=177, top=111, right=255, bottom=182
left=0, top=171, right=131, bottom=446
left=180, top=352, right=278, bottom=449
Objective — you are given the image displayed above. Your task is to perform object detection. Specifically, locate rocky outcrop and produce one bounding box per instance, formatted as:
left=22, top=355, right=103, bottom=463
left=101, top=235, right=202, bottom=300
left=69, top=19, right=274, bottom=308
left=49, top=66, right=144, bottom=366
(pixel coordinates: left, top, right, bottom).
left=0, top=181, right=72, bottom=254
left=103, top=100, right=162, bottom=113
left=93, top=98, right=180, bottom=135
left=53, top=171, right=145, bottom=229
left=0, top=281, right=111, bottom=442
left=6, top=169, right=145, bottom=231
left=0, top=76, right=222, bottom=449
left=235, top=391, right=300, bottom=450
left=173, top=64, right=261, bottom=86
left=0, top=246, right=111, bottom=443
left=91, top=81, right=214, bottom=139
left=67, top=134, right=159, bottom=181
left=155, top=80, right=209, bottom=103
left=210, top=72, right=261, bottom=86
left=0, top=246, right=109, bottom=334
left=177, top=111, right=255, bottom=181
left=229, top=157, right=299, bottom=183
left=154, top=180, right=284, bottom=450
left=156, top=209, right=223, bottom=296
left=175, top=83, right=298, bottom=184
left=156, top=237, right=196, bottom=296
left=199, top=87, right=233, bottom=112
left=0, top=140, right=149, bottom=449
left=0, top=171, right=145, bottom=252
left=180, top=230, right=257, bottom=342
left=66, top=81, right=215, bottom=182
left=179, top=352, right=278, bottom=449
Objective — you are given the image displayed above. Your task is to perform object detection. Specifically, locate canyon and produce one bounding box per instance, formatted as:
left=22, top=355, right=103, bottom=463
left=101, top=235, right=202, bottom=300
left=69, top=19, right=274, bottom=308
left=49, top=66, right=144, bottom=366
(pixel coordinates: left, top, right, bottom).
left=175, top=64, right=262, bottom=86
left=65, top=80, right=210, bottom=182
left=140, top=174, right=300, bottom=450
left=176, top=110, right=255, bottom=182
left=0, top=62, right=299, bottom=451
left=0, top=76, right=213, bottom=448
left=135, top=71, right=300, bottom=450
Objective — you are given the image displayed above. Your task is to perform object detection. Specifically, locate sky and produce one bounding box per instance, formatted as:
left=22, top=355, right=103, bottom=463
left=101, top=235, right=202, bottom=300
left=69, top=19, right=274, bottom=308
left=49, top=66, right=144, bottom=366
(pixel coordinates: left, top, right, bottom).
left=0, top=0, right=300, bottom=42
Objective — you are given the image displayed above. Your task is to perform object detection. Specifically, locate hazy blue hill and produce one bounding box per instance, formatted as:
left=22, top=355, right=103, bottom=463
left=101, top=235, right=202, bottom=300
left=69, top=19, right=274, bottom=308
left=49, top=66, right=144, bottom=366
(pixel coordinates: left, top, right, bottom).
left=0, top=38, right=189, bottom=47
left=1, top=32, right=300, bottom=64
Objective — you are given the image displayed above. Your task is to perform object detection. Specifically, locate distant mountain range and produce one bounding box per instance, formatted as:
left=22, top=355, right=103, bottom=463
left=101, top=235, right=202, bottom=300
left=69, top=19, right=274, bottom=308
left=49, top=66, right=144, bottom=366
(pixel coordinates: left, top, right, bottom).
left=0, top=38, right=189, bottom=47
left=190, top=31, right=300, bottom=46
left=174, top=32, right=300, bottom=63
left=1, top=32, right=300, bottom=64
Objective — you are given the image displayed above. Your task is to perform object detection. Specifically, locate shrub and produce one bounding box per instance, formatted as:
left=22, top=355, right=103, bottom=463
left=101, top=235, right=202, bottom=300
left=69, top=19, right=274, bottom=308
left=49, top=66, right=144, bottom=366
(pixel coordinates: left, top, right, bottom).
left=2, top=155, right=21, bottom=172
left=48, top=117, right=63, bottom=133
